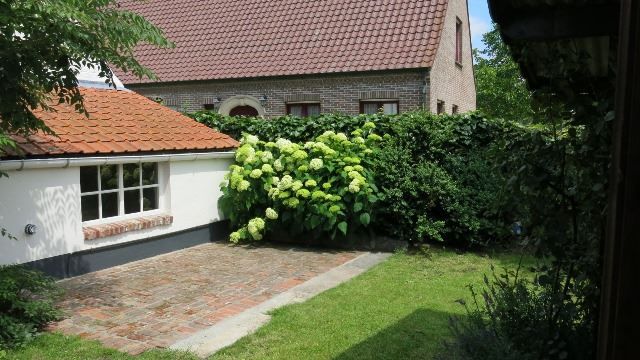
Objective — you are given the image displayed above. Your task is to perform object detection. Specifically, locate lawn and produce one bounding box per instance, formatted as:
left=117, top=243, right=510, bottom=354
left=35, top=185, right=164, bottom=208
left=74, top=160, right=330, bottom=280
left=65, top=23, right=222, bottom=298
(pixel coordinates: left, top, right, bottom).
left=4, top=249, right=531, bottom=360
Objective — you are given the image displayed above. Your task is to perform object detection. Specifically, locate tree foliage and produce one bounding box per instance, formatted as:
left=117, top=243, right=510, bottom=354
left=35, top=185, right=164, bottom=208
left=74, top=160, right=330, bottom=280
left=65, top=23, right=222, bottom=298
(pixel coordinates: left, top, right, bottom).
left=474, top=24, right=534, bottom=122
left=0, top=0, right=173, bottom=139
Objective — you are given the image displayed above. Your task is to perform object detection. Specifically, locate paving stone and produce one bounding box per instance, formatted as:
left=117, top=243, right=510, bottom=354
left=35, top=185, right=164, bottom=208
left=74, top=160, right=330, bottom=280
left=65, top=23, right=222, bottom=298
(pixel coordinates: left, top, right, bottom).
left=51, top=243, right=361, bottom=354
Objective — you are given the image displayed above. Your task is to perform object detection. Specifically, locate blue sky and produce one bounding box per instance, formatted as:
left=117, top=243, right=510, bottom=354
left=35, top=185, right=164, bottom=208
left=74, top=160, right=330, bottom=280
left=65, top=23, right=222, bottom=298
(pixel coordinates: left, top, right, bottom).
left=467, top=0, right=493, bottom=51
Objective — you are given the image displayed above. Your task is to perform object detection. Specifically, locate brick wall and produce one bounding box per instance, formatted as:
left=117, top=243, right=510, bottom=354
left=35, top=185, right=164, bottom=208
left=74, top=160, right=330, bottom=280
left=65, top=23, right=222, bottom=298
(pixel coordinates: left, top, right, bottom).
left=127, top=70, right=429, bottom=117
left=428, top=0, right=477, bottom=113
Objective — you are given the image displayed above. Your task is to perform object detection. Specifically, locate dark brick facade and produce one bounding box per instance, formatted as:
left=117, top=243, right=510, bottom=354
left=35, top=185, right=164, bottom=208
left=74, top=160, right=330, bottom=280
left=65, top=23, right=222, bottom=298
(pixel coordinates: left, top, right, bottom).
left=128, top=70, right=430, bottom=117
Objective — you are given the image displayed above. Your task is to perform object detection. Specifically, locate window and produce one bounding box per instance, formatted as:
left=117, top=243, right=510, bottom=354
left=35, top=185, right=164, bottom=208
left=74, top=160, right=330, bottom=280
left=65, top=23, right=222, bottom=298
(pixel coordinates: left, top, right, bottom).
left=455, top=18, right=463, bottom=65
left=437, top=100, right=445, bottom=114
left=452, top=104, right=459, bottom=114
left=286, top=103, right=321, bottom=117
left=360, top=101, right=399, bottom=115
left=80, top=163, right=160, bottom=222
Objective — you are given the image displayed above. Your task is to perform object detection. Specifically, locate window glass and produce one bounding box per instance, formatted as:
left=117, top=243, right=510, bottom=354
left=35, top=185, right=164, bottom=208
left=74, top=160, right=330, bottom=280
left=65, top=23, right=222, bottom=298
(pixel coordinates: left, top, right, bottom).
left=143, top=188, right=159, bottom=211
left=383, top=103, right=398, bottom=115
left=307, top=104, right=321, bottom=116
left=288, top=105, right=303, bottom=117
left=141, top=163, right=158, bottom=186
left=123, top=164, right=140, bottom=188
left=80, top=162, right=161, bottom=222
left=100, top=164, right=119, bottom=190
left=81, top=194, right=99, bottom=221
left=80, top=167, right=98, bottom=193
left=101, top=192, right=119, bottom=218
left=456, top=18, right=463, bottom=64
left=363, top=103, right=379, bottom=114
left=124, top=189, right=141, bottom=214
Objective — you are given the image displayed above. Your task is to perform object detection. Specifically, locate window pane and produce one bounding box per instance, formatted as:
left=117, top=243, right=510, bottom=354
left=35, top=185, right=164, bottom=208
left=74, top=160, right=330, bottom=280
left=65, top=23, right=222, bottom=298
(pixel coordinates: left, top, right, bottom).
left=81, top=194, right=99, bottom=221
left=101, top=192, right=119, bottom=218
left=143, top=188, right=159, bottom=211
left=141, top=163, right=158, bottom=186
left=288, top=105, right=303, bottom=117
left=123, top=164, right=140, bottom=188
left=307, top=104, right=321, bottom=116
left=124, top=189, right=141, bottom=214
left=100, top=164, right=119, bottom=190
left=383, top=103, right=398, bottom=115
left=80, top=166, right=98, bottom=193
left=362, top=103, right=379, bottom=114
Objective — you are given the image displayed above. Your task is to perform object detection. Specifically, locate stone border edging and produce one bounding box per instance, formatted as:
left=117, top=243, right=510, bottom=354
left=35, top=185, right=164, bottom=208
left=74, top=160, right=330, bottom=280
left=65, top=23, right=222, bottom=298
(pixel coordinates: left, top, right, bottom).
left=169, top=252, right=392, bottom=358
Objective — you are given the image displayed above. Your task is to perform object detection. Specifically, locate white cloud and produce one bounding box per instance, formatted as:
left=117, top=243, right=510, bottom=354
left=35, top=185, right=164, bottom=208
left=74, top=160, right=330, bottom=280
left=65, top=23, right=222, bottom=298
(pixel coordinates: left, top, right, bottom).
left=469, top=15, right=490, bottom=48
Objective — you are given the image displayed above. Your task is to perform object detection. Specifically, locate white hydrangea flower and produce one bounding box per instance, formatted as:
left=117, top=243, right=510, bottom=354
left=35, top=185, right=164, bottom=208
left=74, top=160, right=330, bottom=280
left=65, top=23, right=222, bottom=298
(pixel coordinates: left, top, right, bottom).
left=265, top=208, right=279, bottom=220
left=229, top=231, right=242, bottom=243
left=278, top=175, right=294, bottom=190
left=250, top=169, right=263, bottom=178
left=291, top=180, right=304, bottom=191
left=261, top=151, right=274, bottom=162
left=348, top=179, right=361, bottom=193
left=310, top=158, right=323, bottom=170
left=334, top=132, right=348, bottom=142
left=276, top=138, right=291, bottom=147
left=237, top=180, right=251, bottom=191
left=261, top=164, right=274, bottom=173
left=243, top=134, right=259, bottom=146
left=274, top=159, right=284, bottom=172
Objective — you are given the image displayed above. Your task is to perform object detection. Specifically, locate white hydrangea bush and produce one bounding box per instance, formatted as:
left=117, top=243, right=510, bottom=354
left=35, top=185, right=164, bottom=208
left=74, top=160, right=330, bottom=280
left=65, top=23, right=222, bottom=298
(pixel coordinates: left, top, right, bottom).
left=219, top=122, right=382, bottom=243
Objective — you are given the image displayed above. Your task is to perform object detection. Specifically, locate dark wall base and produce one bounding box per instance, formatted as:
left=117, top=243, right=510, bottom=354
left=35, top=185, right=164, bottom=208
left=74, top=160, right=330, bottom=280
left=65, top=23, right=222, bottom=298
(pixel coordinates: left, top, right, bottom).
left=25, top=221, right=230, bottom=279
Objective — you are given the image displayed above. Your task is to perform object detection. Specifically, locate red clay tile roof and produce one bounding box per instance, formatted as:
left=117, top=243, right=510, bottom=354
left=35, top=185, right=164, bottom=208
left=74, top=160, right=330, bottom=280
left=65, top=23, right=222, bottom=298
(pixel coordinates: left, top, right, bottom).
left=116, top=0, right=449, bottom=84
left=3, top=87, right=238, bottom=158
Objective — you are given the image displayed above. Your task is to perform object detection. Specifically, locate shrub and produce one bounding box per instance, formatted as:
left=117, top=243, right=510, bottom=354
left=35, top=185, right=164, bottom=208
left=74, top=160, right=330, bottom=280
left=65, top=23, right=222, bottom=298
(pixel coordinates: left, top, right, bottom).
left=0, top=265, right=61, bottom=349
left=435, top=265, right=593, bottom=360
left=199, top=110, right=528, bottom=246
left=219, top=123, right=382, bottom=242
left=192, top=111, right=395, bottom=143
left=372, top=113, right=521, bottom=246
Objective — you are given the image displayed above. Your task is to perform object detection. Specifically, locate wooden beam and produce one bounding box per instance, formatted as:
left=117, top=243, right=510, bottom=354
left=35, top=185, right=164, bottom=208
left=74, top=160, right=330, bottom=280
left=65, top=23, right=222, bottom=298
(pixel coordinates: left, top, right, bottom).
left=598, top=0, right=640, bottom=358
left=490, top=3, right=619, bottom=41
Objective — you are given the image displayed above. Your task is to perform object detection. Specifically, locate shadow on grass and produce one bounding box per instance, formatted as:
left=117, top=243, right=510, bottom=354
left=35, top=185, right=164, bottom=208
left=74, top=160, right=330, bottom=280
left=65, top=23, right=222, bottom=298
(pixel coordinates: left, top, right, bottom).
left=335, top=308, right=461, bottom=360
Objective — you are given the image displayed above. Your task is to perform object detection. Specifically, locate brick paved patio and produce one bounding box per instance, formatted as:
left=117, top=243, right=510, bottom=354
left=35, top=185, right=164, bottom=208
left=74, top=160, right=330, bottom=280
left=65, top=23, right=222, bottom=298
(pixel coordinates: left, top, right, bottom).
left=49, top=243, right=361, bottom=355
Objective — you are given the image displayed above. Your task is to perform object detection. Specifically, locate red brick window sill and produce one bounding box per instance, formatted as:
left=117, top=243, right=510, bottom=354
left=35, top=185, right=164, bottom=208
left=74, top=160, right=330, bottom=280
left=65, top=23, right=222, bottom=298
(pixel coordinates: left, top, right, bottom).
left=83, top=214, right=173, bottom=241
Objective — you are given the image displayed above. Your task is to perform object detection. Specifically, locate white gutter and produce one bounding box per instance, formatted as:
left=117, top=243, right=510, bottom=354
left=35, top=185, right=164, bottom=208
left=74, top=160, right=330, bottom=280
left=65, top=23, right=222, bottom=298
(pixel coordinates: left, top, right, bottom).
left=0, top=151, right=236, bottom=171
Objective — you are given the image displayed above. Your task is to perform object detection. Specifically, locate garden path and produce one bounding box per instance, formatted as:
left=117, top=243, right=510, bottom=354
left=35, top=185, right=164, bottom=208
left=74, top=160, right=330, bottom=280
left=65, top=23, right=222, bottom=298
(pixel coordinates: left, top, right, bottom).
left=48, top=243, right=361, bottom=355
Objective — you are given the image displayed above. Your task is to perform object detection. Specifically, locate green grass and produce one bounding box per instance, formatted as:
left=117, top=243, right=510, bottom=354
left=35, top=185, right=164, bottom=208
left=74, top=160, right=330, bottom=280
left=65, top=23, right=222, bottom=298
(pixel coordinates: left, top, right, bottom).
left=1, top=333, right=198, bottom=360
left=211, top=249, right=530, bottom=360
left=3, top=249, right=531, bottom=360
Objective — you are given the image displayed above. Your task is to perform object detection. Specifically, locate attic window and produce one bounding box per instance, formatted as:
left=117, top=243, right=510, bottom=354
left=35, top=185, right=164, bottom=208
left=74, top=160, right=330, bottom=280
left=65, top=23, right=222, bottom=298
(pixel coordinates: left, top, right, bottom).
left=456, top=17, right=463, bottom=65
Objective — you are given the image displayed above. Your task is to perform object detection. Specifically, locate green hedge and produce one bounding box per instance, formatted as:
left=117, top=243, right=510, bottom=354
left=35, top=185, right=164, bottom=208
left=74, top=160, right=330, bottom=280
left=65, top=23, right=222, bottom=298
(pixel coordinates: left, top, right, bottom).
left=0, top=266, right=61, bottom=349
left=193, top=111, right=529, bottom=246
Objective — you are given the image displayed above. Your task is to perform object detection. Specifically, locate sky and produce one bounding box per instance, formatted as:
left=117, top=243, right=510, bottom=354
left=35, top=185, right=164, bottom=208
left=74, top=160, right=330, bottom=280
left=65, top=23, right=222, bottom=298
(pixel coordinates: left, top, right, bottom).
left=467, top=0, right=493, bottom=51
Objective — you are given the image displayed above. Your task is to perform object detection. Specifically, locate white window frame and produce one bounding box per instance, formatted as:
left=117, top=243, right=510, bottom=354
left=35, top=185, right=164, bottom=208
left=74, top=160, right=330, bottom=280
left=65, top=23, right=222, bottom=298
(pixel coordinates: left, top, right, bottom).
left=81, top=163, right=163, bottom=225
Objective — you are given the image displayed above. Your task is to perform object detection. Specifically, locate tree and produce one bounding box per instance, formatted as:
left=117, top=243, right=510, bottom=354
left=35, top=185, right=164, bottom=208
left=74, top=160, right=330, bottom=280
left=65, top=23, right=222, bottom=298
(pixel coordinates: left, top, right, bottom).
left=474, top=24, right=534, bottom=122
left=0, top=0, right=172, bottom=238
left=0, top=0, right=173, bottom=143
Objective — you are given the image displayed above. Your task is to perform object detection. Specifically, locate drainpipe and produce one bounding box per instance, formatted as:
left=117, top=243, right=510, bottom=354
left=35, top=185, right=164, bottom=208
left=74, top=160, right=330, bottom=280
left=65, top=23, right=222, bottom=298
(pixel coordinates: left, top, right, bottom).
left=0, top=151, right=236, bottom=172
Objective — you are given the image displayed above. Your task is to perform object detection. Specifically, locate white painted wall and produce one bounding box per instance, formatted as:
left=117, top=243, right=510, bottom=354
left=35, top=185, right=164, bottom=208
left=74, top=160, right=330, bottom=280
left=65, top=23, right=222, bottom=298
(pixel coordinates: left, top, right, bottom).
left=0, top=157, right=232, bottom=265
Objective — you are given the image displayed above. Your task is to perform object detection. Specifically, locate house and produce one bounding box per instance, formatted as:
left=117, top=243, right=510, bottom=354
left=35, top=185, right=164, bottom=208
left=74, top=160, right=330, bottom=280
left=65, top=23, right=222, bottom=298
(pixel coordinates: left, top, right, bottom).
left=0, top=78, right=238, bottom=278
left=116, top=0, right=476, bottom=117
